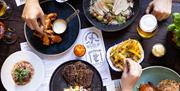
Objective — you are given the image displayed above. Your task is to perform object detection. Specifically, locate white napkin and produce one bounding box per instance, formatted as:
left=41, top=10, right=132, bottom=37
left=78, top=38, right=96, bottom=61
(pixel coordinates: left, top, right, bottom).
left=20, top=27, right=115, bottom=91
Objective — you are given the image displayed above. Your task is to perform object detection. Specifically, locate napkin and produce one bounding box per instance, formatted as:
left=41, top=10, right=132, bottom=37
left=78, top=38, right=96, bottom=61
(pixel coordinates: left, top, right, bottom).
left=20, top=27, right=115, bottom=91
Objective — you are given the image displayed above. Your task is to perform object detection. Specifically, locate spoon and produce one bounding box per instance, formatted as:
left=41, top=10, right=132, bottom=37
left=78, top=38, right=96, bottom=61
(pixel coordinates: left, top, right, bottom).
left=53, top=9, right=80, bottom=34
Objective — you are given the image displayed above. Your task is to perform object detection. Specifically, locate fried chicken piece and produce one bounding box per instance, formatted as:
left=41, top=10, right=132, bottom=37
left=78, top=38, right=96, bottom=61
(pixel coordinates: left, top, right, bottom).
left=42, top=34, right=50, bottom=46
left=47, top=13, right=57, bottom=21
left=44, top=29, right=54, bottom=35
left=50, top=35, right=62, bottom=44
left=33, top=32, right=43, bottom=38
left=45, top=18, right=52, bottom=29
left=139, top=82, right=158, bottom=91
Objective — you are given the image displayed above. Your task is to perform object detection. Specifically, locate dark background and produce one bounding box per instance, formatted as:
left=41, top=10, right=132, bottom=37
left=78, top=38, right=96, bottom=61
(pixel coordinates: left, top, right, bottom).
left=0, top=0, right=180, bottom=90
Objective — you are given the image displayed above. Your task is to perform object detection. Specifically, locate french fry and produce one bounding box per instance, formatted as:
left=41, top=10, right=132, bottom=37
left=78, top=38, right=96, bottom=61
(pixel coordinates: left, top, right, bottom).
left=110, top=39, right=143, bottom=70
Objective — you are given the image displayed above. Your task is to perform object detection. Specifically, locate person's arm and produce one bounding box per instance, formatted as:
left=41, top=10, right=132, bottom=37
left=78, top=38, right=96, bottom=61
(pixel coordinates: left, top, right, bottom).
left=22, top=0, right=45, bottom=35
left=121, top=59, right=142, bottom=91
left=146, top=0, right=172, bottom=21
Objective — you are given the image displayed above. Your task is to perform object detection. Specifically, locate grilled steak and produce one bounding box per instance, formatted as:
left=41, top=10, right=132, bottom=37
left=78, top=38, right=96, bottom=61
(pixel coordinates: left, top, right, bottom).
left=62, top=62, right=94, bottom=88
left=74, top=61, right=87, bottom=70
left=76, top=69, right=94, bottom=88
left=62, top=64, right=77, bottom=86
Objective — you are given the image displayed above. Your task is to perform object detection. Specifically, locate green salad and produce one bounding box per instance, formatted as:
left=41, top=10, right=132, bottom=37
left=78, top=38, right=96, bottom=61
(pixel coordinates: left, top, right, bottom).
left=168, top=13, right=180, bottom=47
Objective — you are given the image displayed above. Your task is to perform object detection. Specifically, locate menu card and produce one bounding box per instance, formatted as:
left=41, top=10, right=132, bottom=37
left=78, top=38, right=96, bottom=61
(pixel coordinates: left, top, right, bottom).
left=15, top=0, right=26, bottom=6
left=20, top=27, right=116, bottom=91
left=15, top=0, right=68, bottom=6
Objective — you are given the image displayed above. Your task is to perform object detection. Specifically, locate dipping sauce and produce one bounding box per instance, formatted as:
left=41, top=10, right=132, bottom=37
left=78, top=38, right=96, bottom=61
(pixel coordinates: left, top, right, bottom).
left=137, top=14, right=158, bottom=38
left=152, top=43, right=166, bottom=57
left=53, top=19, right=67, bottom=34
left=74, top=44, right=86, bottom=57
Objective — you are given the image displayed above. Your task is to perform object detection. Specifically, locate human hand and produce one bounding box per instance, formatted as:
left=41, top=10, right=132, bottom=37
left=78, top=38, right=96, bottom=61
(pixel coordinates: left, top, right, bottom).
left=22, top=0, right=45, bottom=35
left=146, top=0, right=172, bottom=21
left=121, top=59, right=142, bottom=91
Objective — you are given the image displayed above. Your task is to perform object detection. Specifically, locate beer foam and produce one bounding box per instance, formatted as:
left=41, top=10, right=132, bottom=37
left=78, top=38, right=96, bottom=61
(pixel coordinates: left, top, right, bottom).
left=140, top=14, right=157, bottom=33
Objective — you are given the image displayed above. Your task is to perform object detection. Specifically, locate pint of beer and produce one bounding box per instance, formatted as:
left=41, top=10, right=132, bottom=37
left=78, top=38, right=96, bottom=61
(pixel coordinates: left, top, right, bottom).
left=137, top=14, right=158, bottom=38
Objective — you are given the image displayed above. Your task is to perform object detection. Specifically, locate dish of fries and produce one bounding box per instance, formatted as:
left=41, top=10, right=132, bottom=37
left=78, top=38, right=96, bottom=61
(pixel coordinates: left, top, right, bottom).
left=107, top=39, right=144, bottom=71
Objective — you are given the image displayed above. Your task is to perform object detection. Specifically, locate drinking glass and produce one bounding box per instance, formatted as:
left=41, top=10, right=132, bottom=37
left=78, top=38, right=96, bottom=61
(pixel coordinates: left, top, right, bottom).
left=0, top=0, right=13, bottom=19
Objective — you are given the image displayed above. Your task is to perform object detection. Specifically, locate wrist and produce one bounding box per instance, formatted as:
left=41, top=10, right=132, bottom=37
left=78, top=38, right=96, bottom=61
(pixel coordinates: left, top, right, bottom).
left=26, top=0, right=39, bottom=4
left=121, top=87, right=132, bottom=91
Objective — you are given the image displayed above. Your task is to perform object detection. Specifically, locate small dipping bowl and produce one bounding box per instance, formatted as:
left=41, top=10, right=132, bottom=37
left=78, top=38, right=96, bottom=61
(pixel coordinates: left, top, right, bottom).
left=52, top=9, right=80, bottom=34
left=52, top=19, right=67, bottom=34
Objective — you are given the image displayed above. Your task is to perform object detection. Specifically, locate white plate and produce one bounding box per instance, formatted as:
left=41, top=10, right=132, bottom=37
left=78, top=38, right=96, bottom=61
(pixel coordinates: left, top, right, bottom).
left=1, top=51, right=45, bottom=91
left=106, top=42, right=144, bottom=72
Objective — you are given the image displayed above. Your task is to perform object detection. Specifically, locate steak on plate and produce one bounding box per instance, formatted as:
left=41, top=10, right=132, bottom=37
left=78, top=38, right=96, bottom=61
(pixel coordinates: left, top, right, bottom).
left=62, top=62, right=94, bottom=88
left=62, top=64, right=77, bottom=86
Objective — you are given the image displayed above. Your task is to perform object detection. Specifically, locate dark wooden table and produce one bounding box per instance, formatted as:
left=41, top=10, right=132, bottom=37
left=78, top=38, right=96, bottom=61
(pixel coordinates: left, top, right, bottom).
left=0, top=0, right=180, bottom=90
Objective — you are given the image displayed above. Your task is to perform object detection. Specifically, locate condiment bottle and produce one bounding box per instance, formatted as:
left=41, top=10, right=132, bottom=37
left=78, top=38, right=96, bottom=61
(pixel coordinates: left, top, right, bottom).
left=137, top=14, right=158, bottom=38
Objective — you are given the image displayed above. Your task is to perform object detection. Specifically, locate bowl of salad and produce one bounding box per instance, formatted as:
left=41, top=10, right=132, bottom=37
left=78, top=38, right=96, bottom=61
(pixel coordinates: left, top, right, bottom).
left=83, top=0, right=140, bottom=32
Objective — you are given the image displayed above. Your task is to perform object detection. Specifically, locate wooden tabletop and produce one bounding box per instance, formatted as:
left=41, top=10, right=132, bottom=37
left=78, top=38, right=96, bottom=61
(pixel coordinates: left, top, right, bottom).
left=0, top=0, right=180, bottom=90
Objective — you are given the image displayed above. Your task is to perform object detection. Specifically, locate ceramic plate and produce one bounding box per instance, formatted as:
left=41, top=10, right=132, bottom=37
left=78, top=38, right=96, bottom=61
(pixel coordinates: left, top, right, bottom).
left=1, top=51, right=44, bottom=91
left=49, top=60, right=103, bottom=91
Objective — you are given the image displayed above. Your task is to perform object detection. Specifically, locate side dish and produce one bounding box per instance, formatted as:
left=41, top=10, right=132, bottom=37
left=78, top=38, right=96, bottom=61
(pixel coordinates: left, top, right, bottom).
left=139, top=79, right=180, bottom=91
left=152, top=43, right=166, bottom=57
left=62, top=62, right=94, bottom=90
left=33, top=13, right=62, bottom=46
left=89, top=0, right=134, bottom=25
left=109, top=39, right=144, bottom=70
left=64, top=86, right=89, bottom=91
left=74, top=44, right=86, bottom=57
left=139, top=82, right=158, bottom=91
left=11, top=61, right=34, bottom=85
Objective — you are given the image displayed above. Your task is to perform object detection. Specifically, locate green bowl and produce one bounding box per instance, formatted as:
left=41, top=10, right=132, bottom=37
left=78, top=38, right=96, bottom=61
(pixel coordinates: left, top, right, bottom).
left=133, top=66, right=180, bottom=91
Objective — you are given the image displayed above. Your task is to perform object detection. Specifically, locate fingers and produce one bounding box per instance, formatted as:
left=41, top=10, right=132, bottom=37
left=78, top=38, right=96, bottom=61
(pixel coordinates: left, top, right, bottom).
left=146, top=1, right=154, bottom=14
left=31, top=19, right=44, bottom=35
left=158, top=13, right=167, bottom=21
left=159, top=9, right=171, bottom=21
left=127, top=59, right=142, bottom=77
left=123, top=59, right=129, bottom=75
left=39, top=12, right=45, bottom=26
left=137, top=63, right=142, bottom=76
left=127, top=59, right=134, bottom=73
left=152, top=7, right=162, bottom=21
left=25, top=19, right=34, bottom=30
left=23, top=17, right=44, bottom=35
left=152, top=7, right=171, bottom=21
left=150, top=0, right=172, bottom=21
left=152, top=8, right=163, bottom=21
left=21, top=2, right=45, bottom=35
